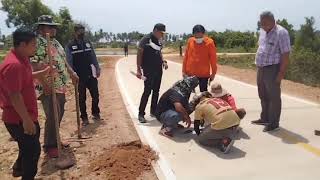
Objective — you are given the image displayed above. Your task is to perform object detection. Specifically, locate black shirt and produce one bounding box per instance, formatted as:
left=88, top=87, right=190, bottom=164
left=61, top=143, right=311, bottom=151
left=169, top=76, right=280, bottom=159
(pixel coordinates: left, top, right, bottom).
left=155, top=89, right=190, bottom=119
left=139, top=33, right=163, bottom=73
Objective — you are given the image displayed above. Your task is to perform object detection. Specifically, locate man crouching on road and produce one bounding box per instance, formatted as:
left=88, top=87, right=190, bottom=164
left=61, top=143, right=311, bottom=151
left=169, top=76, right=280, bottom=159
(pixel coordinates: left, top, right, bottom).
left=193, top=92, right=245, bottom=154
left=155, top=76, right=199, bottom=138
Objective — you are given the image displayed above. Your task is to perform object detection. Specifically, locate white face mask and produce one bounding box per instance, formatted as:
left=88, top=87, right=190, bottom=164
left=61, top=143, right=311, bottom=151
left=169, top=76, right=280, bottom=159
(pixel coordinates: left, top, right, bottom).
left=195, top=37, right=204, bottom=44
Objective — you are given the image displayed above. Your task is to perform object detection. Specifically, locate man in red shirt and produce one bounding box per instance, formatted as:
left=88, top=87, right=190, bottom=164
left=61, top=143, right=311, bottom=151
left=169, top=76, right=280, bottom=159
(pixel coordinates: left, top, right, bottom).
left=0, top=28, right=49, bottom=179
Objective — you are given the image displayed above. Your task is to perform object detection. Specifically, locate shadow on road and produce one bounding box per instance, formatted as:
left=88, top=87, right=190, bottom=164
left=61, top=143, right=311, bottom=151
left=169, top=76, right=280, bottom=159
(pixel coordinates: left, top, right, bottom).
left=140, top=117, right=249, bottom=158
left=142, top=118, right=162, bottom=127
left=195, top=141, right=247, bottom=159
left=235, top=127, right=250, bottom=140
left=267, top=127, right=309, bottom=144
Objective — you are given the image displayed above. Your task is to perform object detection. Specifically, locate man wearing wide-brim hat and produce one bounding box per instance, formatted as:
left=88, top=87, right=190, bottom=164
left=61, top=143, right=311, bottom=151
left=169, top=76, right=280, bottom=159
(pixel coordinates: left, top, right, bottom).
left=31, top=15, right=79, bottom=158
left=34, top=15, right=61, bottom=26
left=210, top=82, right=246, bottom=120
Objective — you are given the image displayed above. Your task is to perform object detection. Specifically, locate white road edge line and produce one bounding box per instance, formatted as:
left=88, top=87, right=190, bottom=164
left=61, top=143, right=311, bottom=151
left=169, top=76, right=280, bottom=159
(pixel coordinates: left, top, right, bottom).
left=168, top=61, right=319, bottom=107
left=115, top=59, right=176, bottom=180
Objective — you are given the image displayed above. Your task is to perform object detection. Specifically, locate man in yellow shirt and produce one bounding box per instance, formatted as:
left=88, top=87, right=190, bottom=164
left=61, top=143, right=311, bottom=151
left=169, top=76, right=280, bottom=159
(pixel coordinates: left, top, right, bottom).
left=193, top=92, right=242, bottom=154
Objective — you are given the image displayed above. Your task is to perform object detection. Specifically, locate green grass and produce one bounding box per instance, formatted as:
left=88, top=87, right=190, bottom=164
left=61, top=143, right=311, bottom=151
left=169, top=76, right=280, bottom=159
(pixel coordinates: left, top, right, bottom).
left=0, top=55, right=4, bottom=63
left=218, top=47, right=257, bottom=53
left=218, top=52, right=320, bottom=87
left=0, top=50, right=9, bottom=63
left=218, top=54, right=256, bottom=69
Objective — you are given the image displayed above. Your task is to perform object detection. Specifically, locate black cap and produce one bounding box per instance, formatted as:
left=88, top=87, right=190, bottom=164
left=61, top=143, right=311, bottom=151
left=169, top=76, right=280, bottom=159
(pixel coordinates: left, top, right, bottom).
left=35, top=15, right=60, bottom=26
left=153, top=23, right=167, bottom=33
left=74, top=24, right=85, bottom=31
left=192, top=24, right=206, bottom=34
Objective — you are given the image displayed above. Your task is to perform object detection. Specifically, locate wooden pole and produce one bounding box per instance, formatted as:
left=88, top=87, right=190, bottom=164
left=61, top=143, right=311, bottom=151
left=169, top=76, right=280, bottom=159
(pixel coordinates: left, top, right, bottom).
left=46, top=33, right=62, bottom=157
left=74, top=83, right=82, bottom=138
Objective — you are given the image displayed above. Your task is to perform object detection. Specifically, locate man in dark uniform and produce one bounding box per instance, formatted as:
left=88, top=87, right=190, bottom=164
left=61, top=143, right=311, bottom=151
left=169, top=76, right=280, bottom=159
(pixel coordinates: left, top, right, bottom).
left=66, top=24, right=101, bottom=126
left=136, top=23, right=168, bottom=123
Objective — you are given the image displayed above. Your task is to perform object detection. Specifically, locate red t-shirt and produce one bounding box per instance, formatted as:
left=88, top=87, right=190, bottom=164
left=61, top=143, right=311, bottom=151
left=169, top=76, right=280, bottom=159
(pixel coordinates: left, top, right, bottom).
left=220, top=94, right=237, bottom=111
left=0, top=50, right=38, bottom=124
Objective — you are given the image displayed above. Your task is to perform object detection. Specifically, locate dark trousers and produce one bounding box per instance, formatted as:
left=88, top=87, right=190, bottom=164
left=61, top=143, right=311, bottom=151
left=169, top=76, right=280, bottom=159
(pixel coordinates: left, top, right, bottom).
left=39, top=93, right=65, bottom=149
left=124, top=50, right=128, bottom=56
left=198, top=77, right=209, bottom=92
left=197, top=125, right=236, bottom=147
left=139, top=71, right=163, bottom=116
left=257, top=64, right=282, bottom=126
left=5, top=123, right=41, bottom=180
left=79, top=77, right=100, bottom=120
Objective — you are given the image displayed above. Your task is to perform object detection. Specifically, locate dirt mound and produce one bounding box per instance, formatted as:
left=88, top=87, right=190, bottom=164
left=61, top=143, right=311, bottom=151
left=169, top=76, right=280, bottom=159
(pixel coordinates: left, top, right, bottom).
left=90, top=141, right=158, bottom=180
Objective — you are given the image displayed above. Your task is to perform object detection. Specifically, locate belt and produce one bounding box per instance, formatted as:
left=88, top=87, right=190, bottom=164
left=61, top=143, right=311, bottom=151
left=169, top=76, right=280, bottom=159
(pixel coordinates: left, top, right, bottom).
left=216, top=108, right=233, bottom=116
left=258, top=64, right=280, bottom=69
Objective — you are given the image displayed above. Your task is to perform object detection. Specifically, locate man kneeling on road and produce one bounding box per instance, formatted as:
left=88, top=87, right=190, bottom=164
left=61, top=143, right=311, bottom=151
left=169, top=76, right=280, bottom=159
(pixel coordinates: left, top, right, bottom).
left=193, top=92, right=245, bottom=154
left=155, top=76, right=199, bottom=137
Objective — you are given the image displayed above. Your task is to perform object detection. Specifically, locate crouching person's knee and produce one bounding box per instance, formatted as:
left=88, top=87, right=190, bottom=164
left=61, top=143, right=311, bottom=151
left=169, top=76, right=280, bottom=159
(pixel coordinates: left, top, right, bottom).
left=160, top=110, right=182, bottom=128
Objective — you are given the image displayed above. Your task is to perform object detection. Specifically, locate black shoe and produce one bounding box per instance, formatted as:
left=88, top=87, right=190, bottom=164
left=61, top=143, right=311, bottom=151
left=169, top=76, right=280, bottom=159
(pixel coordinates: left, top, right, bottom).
left=251, top=119, right=269, bottom=125
left=12, top=168, right=23, bottom=177
left=82, top=118, right=89, bottom=126
left=220, top=137, right=235, bottom=154
left=12, top=161, right=23, bottom=177
left=150, top=113, right=156, bottom=118
left=138, top=115, right=147, bottom=123
left=315, top=130, right=320, bottom=136
left=92, top=114, right=101, bottom=121
left=263, top=125, right=280, bottom=132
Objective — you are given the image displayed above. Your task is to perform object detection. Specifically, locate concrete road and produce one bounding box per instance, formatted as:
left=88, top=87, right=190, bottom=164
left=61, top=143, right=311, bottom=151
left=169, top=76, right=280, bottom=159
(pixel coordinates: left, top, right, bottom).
left=115, top=56, right=320, bottom=180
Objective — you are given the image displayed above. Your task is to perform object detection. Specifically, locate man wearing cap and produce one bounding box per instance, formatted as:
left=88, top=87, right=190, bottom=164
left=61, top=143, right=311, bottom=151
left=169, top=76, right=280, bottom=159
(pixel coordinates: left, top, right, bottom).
left=210, top=83, right=246, bottom=119
left=136, top=23, right=168, bottom=123
left=183, top=24, right=217, bottom=92
left=31, top=15, right=79, bottom=158
left=192, top=92, right=241, bottom=154
left=155, top=76, right=199, bottom=137
left=252, top=11, right=291, bottom=132
left=66, top=24, right=101, bottom=126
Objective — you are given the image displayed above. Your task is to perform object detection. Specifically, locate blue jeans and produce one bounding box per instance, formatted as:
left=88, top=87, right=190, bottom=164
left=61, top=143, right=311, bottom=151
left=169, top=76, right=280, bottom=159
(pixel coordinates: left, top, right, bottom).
left=159, top=110, right=182, bottom=129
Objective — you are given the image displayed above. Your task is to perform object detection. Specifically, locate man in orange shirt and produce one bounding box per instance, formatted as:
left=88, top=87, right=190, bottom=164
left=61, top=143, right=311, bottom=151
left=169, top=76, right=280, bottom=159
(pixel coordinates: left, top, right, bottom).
left=183, top=25, right=217, bottom=92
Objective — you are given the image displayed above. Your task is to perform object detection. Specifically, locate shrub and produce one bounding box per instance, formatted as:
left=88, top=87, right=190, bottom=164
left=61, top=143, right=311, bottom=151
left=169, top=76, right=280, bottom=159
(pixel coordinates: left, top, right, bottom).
left=286, top=48, right=320, bottom=87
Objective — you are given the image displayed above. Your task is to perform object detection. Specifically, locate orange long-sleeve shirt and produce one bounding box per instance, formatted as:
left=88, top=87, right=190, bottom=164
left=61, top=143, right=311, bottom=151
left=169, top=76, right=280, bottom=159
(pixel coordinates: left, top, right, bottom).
left=183, top=36, right=217, bottom=78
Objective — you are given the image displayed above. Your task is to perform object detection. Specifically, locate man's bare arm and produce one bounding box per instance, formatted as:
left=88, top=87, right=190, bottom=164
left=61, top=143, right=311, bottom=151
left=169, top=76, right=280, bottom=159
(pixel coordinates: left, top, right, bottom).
left=277, top=52, right=290, bottom=82
left=174, top=102, right=191, bottom=128
left=9, top=93, right=36, bottom=135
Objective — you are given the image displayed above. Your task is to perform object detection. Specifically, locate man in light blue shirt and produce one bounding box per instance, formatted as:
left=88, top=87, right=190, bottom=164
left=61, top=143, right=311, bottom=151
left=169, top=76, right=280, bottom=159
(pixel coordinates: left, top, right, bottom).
left=252, top=11, right=291, bottom=132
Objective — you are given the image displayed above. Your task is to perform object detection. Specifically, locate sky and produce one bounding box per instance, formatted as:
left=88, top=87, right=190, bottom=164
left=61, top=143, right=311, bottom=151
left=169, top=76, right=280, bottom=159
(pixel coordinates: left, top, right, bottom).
left=1, top=0, right=320, bottom=35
